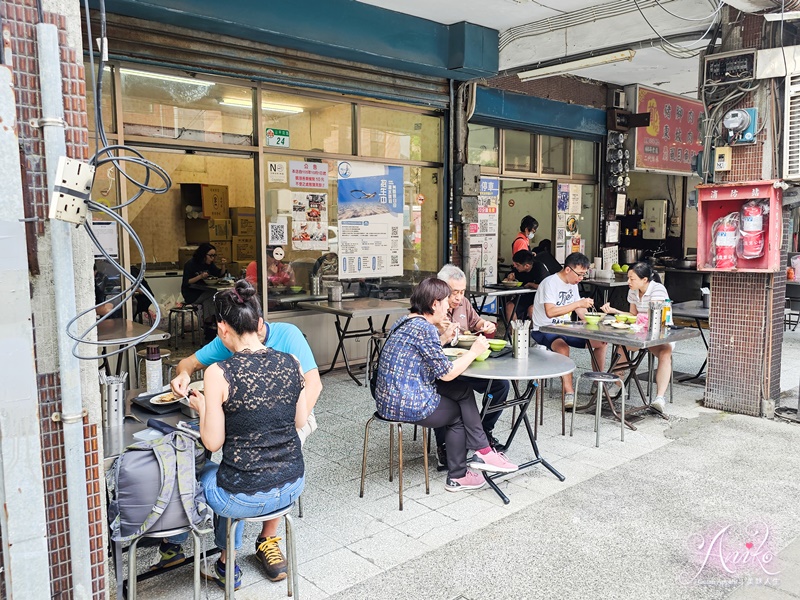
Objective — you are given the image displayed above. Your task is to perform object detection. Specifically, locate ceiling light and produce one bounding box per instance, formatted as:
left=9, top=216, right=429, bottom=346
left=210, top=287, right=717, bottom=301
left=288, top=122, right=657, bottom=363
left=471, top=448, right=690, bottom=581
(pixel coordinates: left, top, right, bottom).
left=120, top=68, right=215, bottom=87
left=218, top=97, right=304, bottom=114
left=763, top=11, right=800, bottom=21
left=517, top=50, right=636, bottom=82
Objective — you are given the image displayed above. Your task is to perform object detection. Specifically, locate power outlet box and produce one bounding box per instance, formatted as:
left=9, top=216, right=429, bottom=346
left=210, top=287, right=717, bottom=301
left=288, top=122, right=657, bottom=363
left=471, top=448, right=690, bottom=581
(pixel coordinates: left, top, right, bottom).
left=48, top=157, right=95, bottom=225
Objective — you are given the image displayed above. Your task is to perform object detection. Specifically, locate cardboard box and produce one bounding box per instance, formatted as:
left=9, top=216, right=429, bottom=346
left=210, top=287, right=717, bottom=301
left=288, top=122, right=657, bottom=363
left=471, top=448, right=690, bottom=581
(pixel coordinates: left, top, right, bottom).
left=213, top=241, right=233, bottom=266
left=185, top=218, right=231, bottom=243
left=232, top=235, right=257, bottom=261
left=229, top=208, right=257, bottom=236
left=181, top=184, right=229, bottom=219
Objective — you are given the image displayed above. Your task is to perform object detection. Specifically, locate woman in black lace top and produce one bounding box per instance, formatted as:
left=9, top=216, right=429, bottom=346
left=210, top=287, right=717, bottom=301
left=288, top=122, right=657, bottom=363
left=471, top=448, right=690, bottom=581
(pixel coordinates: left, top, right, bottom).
left=188, top=280, right=310, bottom=590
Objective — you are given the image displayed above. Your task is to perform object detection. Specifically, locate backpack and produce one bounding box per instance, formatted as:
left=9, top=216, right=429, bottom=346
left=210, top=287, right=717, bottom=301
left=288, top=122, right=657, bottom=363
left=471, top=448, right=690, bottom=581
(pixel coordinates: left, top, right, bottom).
left=108, top=430, right=212, bottom=542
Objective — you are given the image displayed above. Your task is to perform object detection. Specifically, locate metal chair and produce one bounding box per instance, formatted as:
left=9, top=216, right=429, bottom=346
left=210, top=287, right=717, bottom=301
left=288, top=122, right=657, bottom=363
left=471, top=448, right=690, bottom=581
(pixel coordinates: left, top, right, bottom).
left=125, top=526, right=205, bottom=600
left=365, top=331, right=389, bottom=386
left=168, top=305, right=199, bottom=350
left=572, top=372, right=625, bottom=447
left=360, top=412, right=430, bottom=511
left=224, top=502, right=298, bottom=599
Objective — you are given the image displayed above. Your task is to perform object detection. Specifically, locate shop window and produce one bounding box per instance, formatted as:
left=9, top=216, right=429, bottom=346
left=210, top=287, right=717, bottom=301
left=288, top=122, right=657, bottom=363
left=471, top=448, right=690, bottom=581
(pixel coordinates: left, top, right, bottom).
left=358, top=106, right=441, bottom=162
left=504, top=130, right=535, bottom=173
left=541, top=135, right=570, bottom=175
left=262, top=154, right=441, bottom=311
left=84, top=62, right=115, bottom=134
left=261, top=91, right=353, bottom=154
left=572, top=139, right=597, bottom=177
left=120, top=68, right=254, bottom=145
left=467, top=125, right=499, bottom=167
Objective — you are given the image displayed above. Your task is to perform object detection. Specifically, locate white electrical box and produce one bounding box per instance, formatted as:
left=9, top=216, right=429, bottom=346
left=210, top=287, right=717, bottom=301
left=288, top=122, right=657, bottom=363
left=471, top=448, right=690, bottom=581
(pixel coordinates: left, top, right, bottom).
left=48, top=157, right=95, bottom=225
left=643, top=199, right=668, bottom=240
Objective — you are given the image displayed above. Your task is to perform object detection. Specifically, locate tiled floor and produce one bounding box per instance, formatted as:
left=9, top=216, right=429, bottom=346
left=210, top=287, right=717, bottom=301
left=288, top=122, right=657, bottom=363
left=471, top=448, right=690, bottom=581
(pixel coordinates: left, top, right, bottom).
left=114, top=327, right=800, bottom=599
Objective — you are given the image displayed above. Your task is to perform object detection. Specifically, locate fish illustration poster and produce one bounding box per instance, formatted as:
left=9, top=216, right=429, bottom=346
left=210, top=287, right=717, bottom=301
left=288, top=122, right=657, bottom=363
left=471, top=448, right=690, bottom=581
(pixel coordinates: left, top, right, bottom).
left=336, top=161, right=404, bottom=279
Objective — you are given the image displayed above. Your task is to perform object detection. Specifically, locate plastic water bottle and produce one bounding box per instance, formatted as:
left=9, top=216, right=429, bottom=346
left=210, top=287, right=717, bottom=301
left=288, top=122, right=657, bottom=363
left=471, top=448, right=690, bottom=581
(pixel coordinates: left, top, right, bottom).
left=145, top=344, right=163, bottom=393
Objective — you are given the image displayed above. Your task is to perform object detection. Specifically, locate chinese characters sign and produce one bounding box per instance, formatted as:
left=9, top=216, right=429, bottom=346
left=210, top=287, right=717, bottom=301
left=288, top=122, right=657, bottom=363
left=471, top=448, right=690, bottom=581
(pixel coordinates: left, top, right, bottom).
left=337, top=161, right=404, bottom=279
left=289, top=161, right=328, bottom=189
left=632, top=85, right=703, bottom=175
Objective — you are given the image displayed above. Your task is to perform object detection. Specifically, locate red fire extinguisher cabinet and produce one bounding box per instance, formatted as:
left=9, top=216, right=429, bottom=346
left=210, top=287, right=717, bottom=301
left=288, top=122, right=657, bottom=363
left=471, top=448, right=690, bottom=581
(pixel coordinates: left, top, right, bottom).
left=696, top=180, right=782, bottom=273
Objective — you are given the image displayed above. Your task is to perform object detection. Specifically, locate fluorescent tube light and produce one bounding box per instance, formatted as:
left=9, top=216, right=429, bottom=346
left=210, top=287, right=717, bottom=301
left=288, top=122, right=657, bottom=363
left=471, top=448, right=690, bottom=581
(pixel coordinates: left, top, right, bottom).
left=518, top=50, right=636, bottom=82
left=219, top=97, right=304, bottom=114
left=120, top=68, right=215, bottom=87
left=763, top=11, right=800, bottom=21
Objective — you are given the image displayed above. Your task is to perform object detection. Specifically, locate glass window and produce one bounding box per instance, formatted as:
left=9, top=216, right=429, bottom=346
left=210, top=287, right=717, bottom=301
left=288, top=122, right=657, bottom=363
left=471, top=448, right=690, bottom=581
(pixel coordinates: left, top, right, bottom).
left=572, top=139, right=597, bottom=176
left=359, top=106, right=441, bottom=162
left=85, top=63, right=115, bottom=134
left=120, top=68, right=254, bottom=145
left=504, top=130, right=535, bottom=172
left=541, top=135, right=570, bottom=175
left=262, top=154, right=441, bottom=311
left=468, top=124, right=498, bottom=167
left=261, top=90, right=353, bottom=154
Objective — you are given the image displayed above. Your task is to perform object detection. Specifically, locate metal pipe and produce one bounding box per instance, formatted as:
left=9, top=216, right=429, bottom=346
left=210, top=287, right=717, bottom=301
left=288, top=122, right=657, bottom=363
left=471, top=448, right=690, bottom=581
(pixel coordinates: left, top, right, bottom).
left=36, top=22, right=93, bottom=598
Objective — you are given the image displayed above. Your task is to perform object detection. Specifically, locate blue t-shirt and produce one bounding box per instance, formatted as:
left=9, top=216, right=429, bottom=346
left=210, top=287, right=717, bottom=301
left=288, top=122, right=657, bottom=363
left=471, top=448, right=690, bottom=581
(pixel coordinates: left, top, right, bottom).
left=195, top=322, right=317, bottom=374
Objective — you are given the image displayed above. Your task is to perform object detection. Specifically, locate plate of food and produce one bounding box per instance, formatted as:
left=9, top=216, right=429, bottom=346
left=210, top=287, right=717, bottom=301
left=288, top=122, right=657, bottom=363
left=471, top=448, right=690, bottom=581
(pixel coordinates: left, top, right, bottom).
left=205, top=276, right=219, bottom=283
left=501, top=280, right=522, bottom=288
left=150, top=391, right=181, bottom=405
left=443, top=348, right=467, bottom=359
left=611, top=322, right=630, bottom=330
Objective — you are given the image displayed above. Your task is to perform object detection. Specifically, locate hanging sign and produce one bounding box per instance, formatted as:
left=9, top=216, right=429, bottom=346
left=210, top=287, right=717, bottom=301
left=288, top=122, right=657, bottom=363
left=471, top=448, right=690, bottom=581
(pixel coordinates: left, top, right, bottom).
left=266, top=128, right=290, bottom=148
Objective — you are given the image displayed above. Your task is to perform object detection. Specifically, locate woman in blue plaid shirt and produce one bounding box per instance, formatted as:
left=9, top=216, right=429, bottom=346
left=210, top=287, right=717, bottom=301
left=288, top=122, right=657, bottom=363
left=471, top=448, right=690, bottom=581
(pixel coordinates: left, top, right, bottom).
left=374, top=277, right=518, bottom=492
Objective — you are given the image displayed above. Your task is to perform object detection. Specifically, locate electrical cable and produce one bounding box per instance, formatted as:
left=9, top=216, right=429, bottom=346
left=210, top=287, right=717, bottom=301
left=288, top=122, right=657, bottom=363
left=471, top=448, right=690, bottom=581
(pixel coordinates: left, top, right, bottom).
left=653, top=0, right=723, bottom=23
left=633, top=0, right=721, bottom=57
left=70, top=0, right=172, bottom=360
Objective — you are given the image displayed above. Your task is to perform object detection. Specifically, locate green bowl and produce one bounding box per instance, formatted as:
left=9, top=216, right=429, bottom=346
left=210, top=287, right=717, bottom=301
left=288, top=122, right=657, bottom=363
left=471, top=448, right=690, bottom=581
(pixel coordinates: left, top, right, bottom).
left=502, top=281, right=522, bottom=288
left=487, top=340, right=507, bottom=351
left=624, top=315, right=638, bottom=324
left=473, top=349, right=492, bottom=362
left=289, top=286, right=303, bottom=293
left=584, top=314, right=602, bottom=325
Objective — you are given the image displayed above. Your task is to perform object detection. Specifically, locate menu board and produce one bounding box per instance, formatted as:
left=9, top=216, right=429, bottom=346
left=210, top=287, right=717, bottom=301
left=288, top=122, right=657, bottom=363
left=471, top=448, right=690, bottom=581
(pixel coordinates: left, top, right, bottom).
left=630, top=85, right=703, bottom=175
left=337, top=161, right=404, bottom=279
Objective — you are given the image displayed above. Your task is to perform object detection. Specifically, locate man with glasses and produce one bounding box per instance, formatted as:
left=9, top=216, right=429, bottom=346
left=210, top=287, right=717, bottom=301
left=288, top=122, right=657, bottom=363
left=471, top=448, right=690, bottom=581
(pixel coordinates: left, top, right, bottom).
left=434, top=265, right=510, bottom=464
left=531, top=252, right=607, bottom=409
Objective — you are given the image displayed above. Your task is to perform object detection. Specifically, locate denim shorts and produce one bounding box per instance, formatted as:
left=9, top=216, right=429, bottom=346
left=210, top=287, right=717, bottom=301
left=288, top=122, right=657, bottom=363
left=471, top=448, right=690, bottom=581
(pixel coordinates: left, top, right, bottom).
left=200, top=461, right=304, bottom=550
left=531, top=330, right=586, bottom=350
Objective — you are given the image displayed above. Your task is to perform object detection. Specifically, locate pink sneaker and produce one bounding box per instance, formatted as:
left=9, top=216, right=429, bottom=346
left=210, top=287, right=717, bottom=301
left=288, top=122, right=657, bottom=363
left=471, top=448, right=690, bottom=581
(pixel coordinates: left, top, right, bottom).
left=445, top=469, right=486, bottom=492
left=468, top=449, right=519, bottom=474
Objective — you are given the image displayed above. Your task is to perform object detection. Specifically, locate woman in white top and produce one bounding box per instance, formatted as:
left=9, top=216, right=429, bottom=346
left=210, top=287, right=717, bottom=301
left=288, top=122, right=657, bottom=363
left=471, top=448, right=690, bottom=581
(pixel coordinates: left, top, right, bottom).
left=600, top=262, right=671, bottom=414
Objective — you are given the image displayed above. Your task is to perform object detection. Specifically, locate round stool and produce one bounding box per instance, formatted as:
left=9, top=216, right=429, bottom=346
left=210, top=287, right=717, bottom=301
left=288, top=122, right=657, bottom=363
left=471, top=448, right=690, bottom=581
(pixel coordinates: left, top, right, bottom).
left=359, top=411, right=430, bottom=511
left=224, top=502, right=298, bottom=599
left=169, top=305, right=199, bottom=350
left=124, top=525, right=204, bottom=600
left=364, top=331, right=389, bottom=386
left=135, top=347, right=172, bottom=388
left=573, top=372, right=625, bottom=447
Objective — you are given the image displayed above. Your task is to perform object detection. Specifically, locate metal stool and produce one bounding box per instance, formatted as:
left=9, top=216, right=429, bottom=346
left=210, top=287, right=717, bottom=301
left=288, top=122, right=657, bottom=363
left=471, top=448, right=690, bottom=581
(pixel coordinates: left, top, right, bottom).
left=359, top=412, right=430, bottom=511
left=365, top=331, right=389, bottom=386
left=224, top=502, right=298, bottom=599
left=168, top=305, right=199, bottom=350
left=125, top=525, right=204, bottom=600
left=572, top=372, right=625, bottom=448
left=135, top=347, right=172, bottom=388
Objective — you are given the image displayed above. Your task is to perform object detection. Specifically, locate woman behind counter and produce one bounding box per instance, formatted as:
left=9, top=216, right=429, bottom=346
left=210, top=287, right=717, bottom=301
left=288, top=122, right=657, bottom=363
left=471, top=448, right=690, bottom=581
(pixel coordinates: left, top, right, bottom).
left=374, top=277, right=518, bottom=492
left=181, top=242, right=227, bottom=339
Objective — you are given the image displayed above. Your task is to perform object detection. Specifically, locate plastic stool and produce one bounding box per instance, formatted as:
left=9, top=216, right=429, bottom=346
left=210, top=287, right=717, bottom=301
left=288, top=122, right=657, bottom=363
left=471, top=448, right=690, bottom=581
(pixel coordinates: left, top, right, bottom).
left=572, top=372, right=625, bottom=447
left=125, top=526, right=204, bottom=600
left=224, top=502, right=298, bottom=599
left=365, top=331, right=389, bottom=386
left=169, top=306, right=199, bottom=350
left=135, top=347, right=172, bottom=388
left=359, top=412, right=430, bottom=511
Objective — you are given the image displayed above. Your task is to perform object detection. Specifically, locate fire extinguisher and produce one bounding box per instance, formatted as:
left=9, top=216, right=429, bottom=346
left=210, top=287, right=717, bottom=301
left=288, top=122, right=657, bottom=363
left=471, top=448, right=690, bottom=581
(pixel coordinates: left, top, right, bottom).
left=712, top=213, right=739, bottom=269
left=738, top=199, right=767, bottom=259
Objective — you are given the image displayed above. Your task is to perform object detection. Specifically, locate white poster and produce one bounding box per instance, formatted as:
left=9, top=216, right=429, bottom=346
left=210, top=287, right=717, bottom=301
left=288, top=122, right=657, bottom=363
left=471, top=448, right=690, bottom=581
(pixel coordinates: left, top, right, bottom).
left=606, top=221, right=620, bottom=244
left=290, top=160, right=328, bottom=189
left=87, top=220, right=118, bottom=259
left=337, top=161, right=404, bottom=279
left=568, top=184, right=582, bottom=214
left=267, top=161, right=287, bottom=183
left=268, top=218, right=288, bottom=246
left=602, top=245, right=619, bottom=270
left=291, top=192, right=328, bottom=222
left=291, top=220, right=329, bottom=251
left=475, top=177, right=500, bottom=284
left=556, top=227, right=566, bottom=245
left=615, top=193, right=627, bottom=216
left=555, top=245, right=566, bottom=263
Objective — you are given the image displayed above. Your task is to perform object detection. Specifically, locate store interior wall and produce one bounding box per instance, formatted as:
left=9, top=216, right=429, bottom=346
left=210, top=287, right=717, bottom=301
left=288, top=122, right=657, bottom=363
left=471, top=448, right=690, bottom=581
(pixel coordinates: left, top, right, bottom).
left=497, top=181, right=553, bottom=263
left=626, top=171, right=689, bottom=256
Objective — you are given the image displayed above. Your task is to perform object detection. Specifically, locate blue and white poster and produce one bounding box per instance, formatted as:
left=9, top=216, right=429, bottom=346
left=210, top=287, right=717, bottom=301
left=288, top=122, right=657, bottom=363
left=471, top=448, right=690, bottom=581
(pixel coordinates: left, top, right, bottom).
left=337, top=161, right=404, bottom=279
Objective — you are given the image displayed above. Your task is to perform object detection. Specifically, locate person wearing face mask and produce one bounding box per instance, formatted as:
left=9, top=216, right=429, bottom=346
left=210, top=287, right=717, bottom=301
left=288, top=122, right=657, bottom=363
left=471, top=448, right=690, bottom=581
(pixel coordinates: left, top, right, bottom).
left=512, top=215, right=539, bottom=257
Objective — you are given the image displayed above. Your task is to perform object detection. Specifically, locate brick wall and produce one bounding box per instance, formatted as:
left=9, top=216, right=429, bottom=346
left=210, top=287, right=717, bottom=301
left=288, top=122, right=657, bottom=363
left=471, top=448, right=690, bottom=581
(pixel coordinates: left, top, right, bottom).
left=6, top=1, right=104, bottom=598
left=485, top=73, right=608, bottom=109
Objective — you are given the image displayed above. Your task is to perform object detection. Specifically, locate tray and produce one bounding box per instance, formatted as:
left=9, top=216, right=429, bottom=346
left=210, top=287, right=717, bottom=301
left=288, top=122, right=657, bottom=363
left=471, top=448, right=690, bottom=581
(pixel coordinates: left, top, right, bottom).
left=489, top=346, right=513, bottom=359
left=131, top=391, right=183, bottom=415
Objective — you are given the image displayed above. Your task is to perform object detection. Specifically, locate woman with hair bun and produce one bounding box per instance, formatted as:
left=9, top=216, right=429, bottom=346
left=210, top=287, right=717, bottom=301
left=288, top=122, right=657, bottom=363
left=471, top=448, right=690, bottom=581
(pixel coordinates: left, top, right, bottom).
left=188, top=279, right=309, bottom=590
left=600, top=262, right=671, bottom=414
